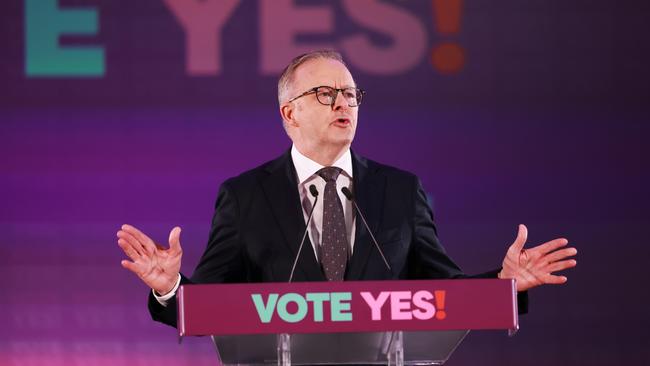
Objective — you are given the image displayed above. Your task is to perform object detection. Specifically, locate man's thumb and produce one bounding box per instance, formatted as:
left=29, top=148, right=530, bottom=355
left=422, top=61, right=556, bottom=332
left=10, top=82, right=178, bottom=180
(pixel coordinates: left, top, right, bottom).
left=169, top=226, right=182, bottom=252
left=512, top=224, right=528, bottom=251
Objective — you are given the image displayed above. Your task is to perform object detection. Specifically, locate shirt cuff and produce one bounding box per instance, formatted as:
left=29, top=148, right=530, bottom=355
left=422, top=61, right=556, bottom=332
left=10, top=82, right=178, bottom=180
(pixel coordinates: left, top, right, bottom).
left=152, top=274, right=182, bottom=307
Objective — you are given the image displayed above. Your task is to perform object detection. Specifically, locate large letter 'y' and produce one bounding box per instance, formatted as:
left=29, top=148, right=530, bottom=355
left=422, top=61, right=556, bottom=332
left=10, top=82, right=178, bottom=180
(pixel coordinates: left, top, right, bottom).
left=164, top=0, right=240, bottom=75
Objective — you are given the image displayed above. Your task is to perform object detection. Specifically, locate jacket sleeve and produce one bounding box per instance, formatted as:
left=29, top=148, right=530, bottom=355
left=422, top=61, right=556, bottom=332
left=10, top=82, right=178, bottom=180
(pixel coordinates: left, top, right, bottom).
left=406, top=177, right=465, bottom=280
left=147, top=180, right=245, bottom=328
left=408, top=177, right=528, bottom=314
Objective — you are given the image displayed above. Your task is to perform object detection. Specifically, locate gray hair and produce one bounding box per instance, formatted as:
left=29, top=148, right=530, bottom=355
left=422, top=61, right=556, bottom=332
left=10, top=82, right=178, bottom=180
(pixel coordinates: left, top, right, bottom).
left=277, top=50, right=346, bottom=105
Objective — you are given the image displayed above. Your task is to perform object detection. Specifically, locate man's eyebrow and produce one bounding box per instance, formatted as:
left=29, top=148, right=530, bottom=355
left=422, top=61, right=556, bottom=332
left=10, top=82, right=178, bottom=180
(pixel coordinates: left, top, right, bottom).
left=332, top=84, right=356, bottom=89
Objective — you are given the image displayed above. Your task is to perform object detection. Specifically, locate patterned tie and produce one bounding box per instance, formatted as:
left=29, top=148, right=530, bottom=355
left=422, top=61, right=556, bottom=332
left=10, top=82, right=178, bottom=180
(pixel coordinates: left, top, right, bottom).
left=317, top=167, right=348, bottom=281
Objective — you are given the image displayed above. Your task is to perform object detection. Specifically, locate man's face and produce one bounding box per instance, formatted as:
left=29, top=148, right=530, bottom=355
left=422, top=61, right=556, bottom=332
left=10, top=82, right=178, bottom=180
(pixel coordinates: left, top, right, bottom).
left=286, top=58, right=359, bottom=152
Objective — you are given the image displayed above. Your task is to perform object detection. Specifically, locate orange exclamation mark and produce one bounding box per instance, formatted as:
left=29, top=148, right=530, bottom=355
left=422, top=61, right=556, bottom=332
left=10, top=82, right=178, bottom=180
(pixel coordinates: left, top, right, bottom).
left=434, top=290, right=447, bottom=319
left=431, top=0, right=465, bottom=74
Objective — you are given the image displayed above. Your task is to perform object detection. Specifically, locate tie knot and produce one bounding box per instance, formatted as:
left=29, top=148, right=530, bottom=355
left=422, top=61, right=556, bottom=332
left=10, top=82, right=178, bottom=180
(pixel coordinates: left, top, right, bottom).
left=317, top=166, right=342, bottom=182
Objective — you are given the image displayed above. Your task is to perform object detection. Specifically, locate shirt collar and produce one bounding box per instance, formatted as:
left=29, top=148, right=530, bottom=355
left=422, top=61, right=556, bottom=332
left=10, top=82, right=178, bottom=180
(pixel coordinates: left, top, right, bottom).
left=291, top=145, right=353, bottom=185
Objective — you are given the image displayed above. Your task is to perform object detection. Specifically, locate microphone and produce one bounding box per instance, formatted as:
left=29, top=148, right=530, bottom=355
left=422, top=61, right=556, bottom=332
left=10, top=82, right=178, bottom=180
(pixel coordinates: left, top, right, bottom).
left=341, top=187, right=392, bottom=272
left=288, top=184, right=319, bottom=282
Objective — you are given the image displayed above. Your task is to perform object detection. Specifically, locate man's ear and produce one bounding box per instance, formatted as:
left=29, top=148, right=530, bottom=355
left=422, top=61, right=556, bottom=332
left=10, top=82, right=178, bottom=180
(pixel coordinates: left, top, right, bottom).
left=280, top=103, right=298, bottom=127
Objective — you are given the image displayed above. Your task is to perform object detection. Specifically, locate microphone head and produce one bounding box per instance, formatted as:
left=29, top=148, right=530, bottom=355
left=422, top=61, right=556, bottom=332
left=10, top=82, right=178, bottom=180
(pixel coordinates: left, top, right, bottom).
left=309, top=184, right=319, bottom=198
left=341, top=186, right=353, bottom=201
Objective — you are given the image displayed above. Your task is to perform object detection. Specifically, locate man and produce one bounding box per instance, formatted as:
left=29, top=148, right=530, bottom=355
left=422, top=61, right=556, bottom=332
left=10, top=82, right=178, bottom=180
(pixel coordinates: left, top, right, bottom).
left=117, top=50, right=577, bottom=328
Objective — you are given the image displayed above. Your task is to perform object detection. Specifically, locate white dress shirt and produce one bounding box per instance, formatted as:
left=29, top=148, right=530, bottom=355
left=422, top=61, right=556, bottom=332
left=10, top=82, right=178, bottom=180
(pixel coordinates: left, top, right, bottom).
left=155, top=146, right=356, bottom=305
left=291, top=145, right=356, bottom=261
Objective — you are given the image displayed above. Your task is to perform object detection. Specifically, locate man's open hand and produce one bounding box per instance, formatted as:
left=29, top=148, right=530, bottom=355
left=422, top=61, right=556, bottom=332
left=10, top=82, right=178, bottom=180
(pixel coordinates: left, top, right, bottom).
left=500, top=224, right=577, bottom=291
left=117, top=224, right=183, bottom=295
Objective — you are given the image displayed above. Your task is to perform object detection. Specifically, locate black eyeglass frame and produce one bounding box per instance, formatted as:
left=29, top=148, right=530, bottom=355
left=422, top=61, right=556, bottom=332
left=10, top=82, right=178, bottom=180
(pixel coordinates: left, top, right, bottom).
left=287, top=86, right=366, bottom=107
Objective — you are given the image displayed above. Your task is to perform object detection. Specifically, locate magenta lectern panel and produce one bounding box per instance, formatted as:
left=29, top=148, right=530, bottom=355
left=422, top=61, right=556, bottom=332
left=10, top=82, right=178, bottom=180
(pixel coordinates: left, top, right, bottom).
left=177, top=279, right=518, bottom=336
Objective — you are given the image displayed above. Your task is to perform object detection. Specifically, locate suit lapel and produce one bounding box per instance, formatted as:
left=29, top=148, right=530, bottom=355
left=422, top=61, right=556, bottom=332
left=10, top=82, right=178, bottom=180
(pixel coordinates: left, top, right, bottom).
left=261, top=150, right=325, bottom=281
left=346, top=151, right=386, bottom=280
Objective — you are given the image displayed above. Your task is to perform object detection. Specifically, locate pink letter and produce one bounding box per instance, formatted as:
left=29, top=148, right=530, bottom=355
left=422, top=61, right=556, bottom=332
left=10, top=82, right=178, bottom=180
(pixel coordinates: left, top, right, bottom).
left=360, top=291, right=390, bottom=321
left=259, top=0, right=334, bottom=74
left=164, top=0, right=240, bottom=75
left=390, top=291, right=412, bottom=320
left=340, top=0, right=426, bottom=74
left=412, top=290, right=436, bottom=320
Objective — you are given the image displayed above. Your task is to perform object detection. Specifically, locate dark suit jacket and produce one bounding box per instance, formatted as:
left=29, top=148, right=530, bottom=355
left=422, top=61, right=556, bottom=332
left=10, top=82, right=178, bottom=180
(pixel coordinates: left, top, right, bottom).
left=148, top=150, right=527, bottom=327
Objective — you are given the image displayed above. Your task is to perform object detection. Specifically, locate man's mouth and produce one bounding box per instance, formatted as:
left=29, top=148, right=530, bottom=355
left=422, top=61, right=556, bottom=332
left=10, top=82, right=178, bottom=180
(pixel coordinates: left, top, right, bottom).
left=333, top=117, right=351, bottom=126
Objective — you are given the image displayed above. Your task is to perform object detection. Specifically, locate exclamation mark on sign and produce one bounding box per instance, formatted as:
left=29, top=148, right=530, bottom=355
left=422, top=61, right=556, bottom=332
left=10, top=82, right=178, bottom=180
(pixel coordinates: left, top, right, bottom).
left=431, top=0, right=465, bottom=74
left=434, top=290, right=447, bottom=320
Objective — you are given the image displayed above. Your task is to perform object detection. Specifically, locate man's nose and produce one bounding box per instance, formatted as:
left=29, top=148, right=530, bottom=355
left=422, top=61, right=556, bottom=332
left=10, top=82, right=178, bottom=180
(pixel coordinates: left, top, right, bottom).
left=331, top=90, right=348, bottom=110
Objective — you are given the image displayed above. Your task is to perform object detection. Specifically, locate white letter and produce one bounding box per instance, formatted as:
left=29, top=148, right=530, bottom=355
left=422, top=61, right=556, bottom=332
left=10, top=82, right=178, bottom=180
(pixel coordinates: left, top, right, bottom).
left=164, top=0, right=240, bottom=75
left=259, top=0, right=334, bottom=74
left=360, top=291, right=390, bottom=321
left=412, top=290, right=436, bottom=320
left=340, top=0, right=426, bottom=74
left=390, top=291, right=412, bottom=320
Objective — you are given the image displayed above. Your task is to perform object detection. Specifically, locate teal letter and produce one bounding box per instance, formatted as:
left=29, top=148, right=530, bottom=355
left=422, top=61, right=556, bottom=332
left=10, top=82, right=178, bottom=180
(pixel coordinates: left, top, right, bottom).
left=330, top=292, right=353, bottom=322
left=251, top=294, right=279, bottom=323
left=25, top=0, right=105, bottom=77
left=276, top=293, right=308, bottom=323
left=306, top=293, right=329, bottom=322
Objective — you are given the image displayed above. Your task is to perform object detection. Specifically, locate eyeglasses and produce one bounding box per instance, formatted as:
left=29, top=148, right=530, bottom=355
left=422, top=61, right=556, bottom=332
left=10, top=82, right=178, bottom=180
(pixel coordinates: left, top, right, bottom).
left=287, top=86, right=365, bottom=107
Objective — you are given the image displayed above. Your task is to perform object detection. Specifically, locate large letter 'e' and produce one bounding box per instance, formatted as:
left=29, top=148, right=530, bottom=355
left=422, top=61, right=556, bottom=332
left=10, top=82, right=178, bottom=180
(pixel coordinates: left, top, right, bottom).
left=25, top=0, right=105, bottom=77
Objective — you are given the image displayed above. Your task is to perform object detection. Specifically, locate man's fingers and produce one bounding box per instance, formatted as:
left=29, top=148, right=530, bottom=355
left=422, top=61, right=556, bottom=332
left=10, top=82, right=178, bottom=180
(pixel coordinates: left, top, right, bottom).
left=121, top=224, right=157, bottom=253
left=168, top=226, right=182, bottom=254
left=543, top=274, right=568, bottom=285
left=530, top=238, right=569, bottom=257
left=546, top=259, right=577, bottom=273
left=117, top=230, right=146, bottom=257
left=117, top=238, right=142, bottom=261
left=544, top=247, right=578, bottom=264
left=121, top=259, right=143, bottom=275
left=510, top=224, right=528, bottom=252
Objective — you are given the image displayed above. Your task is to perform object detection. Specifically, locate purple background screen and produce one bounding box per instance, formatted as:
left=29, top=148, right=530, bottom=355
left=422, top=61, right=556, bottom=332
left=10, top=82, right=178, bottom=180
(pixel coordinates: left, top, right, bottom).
left=1, top=1, right=649, bottom=365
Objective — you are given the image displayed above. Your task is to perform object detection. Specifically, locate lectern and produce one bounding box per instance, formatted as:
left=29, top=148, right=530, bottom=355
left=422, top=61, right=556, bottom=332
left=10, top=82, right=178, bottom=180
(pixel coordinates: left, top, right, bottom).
left=177, top=279, right=518, bottom=365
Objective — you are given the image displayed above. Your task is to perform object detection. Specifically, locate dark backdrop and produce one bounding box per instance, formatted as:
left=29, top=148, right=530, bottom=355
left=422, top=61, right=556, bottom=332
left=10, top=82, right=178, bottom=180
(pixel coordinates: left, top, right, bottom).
left=1, top=1, right=649, bottom=365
